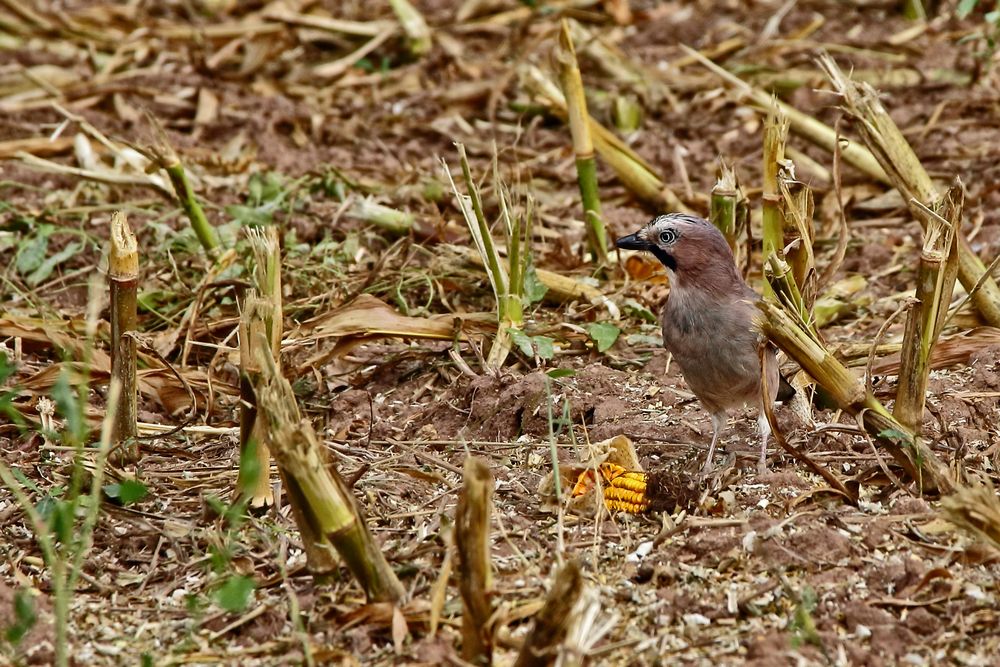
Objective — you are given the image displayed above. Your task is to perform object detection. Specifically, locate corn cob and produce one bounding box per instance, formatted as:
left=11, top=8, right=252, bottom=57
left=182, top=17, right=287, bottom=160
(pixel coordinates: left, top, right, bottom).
left=572, top=463, right=651, bottom=514
left=599, top=463, right=650, bottom=513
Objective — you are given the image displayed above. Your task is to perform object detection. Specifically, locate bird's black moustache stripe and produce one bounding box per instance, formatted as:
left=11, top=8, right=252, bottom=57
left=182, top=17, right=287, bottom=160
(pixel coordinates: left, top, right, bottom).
left=650, top=246, right=677, bottom=271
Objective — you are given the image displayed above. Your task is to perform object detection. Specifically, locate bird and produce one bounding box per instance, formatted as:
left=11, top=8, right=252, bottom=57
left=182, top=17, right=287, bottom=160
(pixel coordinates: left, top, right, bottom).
left=615, top=212, right=792, bottom=474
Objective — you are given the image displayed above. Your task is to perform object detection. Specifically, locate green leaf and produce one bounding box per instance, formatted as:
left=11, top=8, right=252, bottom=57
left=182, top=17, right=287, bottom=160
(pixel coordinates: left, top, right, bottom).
left=204, top=495, right=228, bottom=519
left=47, top=498, right=75, bottom=546
left=225, top=204, right=273, bottom=226
left=27, top=241, right=83, bottom=286
left=587, top=323, right=621, bottom=353
left=509, top=329, right=535, bottom=358
left=103, top=479, right=148, bottom=506
left=0, top=352, right=24, bottom=427
left=546, top=368, right=576, bottom=379
left=625, top=333, right=663, bottom=347
left=237, top=438, right=262, bottom=495
left=522, top=263, right=548, bottom=305
left=52, top=368, right=86, bottom=445
left=4, top=588, right=36, bottom=644
left=509, top=329, right=555, bottom=361
left=533, top=336, right=554, bottom=361
left=248, top=173, right=264, bottom=204
left=790, top=586, right=822, bottom=649
left=878, top=428, right=912, bottom=445
left=14, top=225, right=52, bottom=275
left=216, top=575, right=255, bottom=613
left=623, top=298, right=657, bottom=323
left=957, top=0, right=979, bottom=18
left=246, top=172, right=286, bottom=207
left=0, top=351, right=14, bottom=385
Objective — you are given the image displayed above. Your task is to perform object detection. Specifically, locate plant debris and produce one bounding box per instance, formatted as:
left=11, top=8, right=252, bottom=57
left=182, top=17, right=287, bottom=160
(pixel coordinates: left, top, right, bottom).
left=2, top=1, right=1000, bottom=665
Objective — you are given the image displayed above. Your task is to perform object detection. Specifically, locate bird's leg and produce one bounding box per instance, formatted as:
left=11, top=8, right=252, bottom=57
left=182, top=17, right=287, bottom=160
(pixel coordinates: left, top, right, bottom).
left=756, top=410, right=772, bottom=475
left=702, top=411, right=729, bottom=473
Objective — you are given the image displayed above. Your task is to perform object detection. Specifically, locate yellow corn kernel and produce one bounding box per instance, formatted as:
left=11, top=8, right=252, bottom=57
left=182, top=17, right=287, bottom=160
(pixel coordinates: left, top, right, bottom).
left=571, top=468, right=597, bottom=497
left=611, top=471, right=647, bottom=493
left=598, top=462, right=627, bottom=482
left=605, top=498, right=647, bottom=513
left=603, top=485, right=650, bottom=513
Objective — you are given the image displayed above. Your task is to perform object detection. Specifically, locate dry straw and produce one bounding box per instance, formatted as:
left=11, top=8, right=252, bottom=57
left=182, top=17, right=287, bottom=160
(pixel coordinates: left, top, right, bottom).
left=455, top=457, right=495, bottom=662
left=818, top=54, right=1000, bottom=328
left=254, top=335, right=405, bottom=601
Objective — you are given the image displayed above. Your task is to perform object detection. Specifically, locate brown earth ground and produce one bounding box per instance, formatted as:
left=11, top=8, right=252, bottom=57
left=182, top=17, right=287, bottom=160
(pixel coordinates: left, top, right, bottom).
left=2, top=0, right=1000, bottom=665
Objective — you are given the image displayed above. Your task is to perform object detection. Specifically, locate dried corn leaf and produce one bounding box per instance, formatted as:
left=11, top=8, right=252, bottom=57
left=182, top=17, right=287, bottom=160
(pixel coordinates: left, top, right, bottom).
left=304, top=294, right=494, bottom=341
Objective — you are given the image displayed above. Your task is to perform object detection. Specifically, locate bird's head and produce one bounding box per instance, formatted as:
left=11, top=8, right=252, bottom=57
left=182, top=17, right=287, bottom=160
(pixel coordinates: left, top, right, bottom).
left=615, top=213, right=741, bottom=292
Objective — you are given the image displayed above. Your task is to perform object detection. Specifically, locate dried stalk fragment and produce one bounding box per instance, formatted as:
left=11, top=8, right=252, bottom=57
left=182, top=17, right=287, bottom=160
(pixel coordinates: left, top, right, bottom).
left=388, top=0, right=431, bottom=56
left=514, top=560, right=584, bottom=667
left=108, top=211, right=138, bottom=464
left=756, top=300, right=954, bottom=494
left=894, top=186, right=962, bottom=434
left=138, top=113, right=221, bottom=262
left=819, top=54, right=1000, bottom=328
left=455, top=457, right=494, bottom=663
left=254, top=336, right=404, bottom=601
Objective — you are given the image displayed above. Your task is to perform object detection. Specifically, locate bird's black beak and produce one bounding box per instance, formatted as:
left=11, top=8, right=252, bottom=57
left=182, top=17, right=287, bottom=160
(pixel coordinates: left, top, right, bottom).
left=614, top=232, right=650, bottom=251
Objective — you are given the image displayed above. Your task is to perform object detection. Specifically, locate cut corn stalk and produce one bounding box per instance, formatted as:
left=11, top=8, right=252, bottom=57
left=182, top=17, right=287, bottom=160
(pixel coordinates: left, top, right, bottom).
left=253, top=335, right=404, bottom=601
left=893, top=186, right=961, bottom=434
left=902, top=0, right=926, bottom=20
left=761, top=102, right=818, bottom=305
left=556, top=19, right=608, bottom=267
left=942, top=482, right=1000, bottom=553
left=136, top=113, right=221, bottom=262
left=756, top=299, right=954, bottom=494
left=681, top=45, right=891, bottom=185
left=235, top=227, right=283, bottom=510
left=744, top=66, right=971, bottom=92
left=612, top=95, right=643, bottom=133
left=455, top=457, right=495, bottom=663
left=108, top=211, right=138, bottom=465
left=237, top=293, right=277, bottom=513
left=461, top=246, right=617, bottom=314
left=350, top=198, right=415, bottom=235
left=761, top=104, right=788, bottom=299
left=514, top=560, right=584, bottom=667
left=710, top=161, right=746, bottom=257
left=388, top=0, right=431, bottom=56
left=520, top=64, right=688, bottom=212
left=779, top=164, right=817, bottom=306
left=813, top=274, right=868, bottom=328
left=767, top=253, right=811, bottom=334
left=818, top=54, right=1000, bottom=328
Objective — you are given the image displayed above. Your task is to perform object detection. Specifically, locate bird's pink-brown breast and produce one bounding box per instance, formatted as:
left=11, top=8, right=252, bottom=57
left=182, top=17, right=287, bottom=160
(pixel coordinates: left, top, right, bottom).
left=661, top=288, right=773, bottom=413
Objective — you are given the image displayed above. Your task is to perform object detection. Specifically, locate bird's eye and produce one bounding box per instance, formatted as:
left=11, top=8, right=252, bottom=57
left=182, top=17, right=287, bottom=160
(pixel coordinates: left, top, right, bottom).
left=659, top=229, right=677, bottom=244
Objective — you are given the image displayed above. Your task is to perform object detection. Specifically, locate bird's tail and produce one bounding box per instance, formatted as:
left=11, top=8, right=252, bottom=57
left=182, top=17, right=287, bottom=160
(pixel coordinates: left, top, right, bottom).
left=777, top=374, right=796, bottom=402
